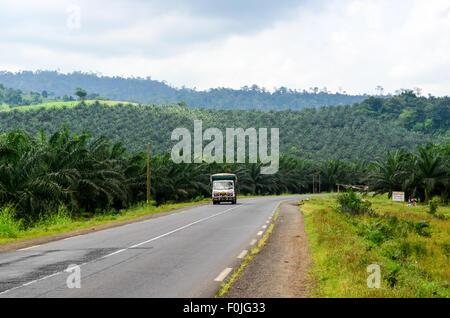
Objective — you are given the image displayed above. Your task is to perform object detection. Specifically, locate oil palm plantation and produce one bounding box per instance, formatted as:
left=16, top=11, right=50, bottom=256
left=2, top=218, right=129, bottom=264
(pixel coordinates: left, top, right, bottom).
left=405, top=145, right=448, bottom=202
left=367, top=150, right=410, bottom=198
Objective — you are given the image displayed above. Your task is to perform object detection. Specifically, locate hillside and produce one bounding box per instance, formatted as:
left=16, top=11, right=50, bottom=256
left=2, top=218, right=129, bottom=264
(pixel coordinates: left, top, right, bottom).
left=0, top=70, right=370, bottom=110
left=0, top=99, right=442, bottom=162
left=0, top=82, right=54, bottom=108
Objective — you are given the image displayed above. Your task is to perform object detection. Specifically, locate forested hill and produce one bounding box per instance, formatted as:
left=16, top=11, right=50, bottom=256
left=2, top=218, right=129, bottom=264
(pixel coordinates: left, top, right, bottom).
left=356, top=92, right=449, bottom=137
left=0, top=99, right=443, bottom=162
left=0, top=70, right=369, bottom=110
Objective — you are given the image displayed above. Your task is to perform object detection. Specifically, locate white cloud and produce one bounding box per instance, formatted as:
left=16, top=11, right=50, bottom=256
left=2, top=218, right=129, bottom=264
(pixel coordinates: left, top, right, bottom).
left=0, top=0, right=449, bottom=96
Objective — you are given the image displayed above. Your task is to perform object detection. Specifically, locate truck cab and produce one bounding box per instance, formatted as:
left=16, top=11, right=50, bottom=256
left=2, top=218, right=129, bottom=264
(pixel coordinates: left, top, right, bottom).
left=211, top=173, right=237, bottom=205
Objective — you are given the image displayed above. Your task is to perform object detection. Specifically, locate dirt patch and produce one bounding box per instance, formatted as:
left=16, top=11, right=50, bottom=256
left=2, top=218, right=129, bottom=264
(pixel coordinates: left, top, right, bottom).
left=224, top=201, right=311, bottom=298
left=0, top=203, right=208, bottom=255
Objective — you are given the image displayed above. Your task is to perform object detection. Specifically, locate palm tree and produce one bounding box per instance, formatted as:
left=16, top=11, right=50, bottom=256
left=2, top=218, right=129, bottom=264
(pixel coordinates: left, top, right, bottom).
left=367, top=150, right=409, bottom=198
left=0, top=130, right=71, bottom=220
left=318, top=159, right=345, bottom=192
left=236, top=162, right=275, bottom=195
left=406, top=146, right=447, bottom=202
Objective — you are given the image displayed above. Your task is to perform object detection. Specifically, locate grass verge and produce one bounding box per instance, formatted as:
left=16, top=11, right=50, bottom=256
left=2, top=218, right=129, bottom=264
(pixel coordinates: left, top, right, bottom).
left=0, top=100, right=139, bottom=112
left=216, top=207, right=280, bottom=297
left=0, top=200, right=209, bottom=245
left=302, top=194, right=450, bottom=297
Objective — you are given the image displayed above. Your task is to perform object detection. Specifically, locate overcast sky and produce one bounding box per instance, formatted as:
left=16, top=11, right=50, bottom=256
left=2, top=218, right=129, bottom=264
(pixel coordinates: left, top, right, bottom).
left=0, top=0, right=449, bottom=95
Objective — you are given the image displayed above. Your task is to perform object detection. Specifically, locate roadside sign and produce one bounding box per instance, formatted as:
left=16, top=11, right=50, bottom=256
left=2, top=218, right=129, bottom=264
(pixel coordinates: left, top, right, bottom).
left=392, top=192, right=405, bottom=202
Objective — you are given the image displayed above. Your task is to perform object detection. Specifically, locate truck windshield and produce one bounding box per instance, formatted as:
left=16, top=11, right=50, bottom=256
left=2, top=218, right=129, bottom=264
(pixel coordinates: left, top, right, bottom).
left=213, top=181, right=233, bottom=190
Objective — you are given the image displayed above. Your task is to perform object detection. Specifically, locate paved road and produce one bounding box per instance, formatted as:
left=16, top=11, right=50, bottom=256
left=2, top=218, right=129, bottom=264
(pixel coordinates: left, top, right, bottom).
left=0, top=195, right=311, bottom=298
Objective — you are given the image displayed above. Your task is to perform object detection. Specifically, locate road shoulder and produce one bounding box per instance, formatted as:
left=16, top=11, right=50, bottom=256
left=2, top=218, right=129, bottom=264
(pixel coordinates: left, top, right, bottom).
left=223, top=201, right=311, bottom=298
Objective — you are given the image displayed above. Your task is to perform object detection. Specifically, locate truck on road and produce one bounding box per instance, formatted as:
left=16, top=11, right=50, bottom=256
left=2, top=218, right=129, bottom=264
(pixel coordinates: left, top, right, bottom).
left=211, top=173, right=237, bottom=205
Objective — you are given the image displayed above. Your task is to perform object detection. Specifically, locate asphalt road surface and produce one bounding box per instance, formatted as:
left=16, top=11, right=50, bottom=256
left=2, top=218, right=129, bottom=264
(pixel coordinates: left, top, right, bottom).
left=0, top=195, right=312, bottom=298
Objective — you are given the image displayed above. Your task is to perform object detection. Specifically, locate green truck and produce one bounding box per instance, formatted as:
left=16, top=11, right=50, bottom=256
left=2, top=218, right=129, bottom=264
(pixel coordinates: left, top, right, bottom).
left=211, top=173, right=237, bottom=205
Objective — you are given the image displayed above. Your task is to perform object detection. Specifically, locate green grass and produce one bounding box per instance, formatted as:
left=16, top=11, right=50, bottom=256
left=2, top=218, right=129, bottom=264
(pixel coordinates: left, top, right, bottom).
left=0, top=100, right=139, bottom=112
left=0, top=205, right=23, bottom=238
left=302, top=194, right=450, bottom=297
left=0, top=200, right=209, bottom=245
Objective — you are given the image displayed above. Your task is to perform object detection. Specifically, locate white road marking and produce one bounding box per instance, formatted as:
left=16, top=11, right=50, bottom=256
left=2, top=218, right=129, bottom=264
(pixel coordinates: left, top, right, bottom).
left=3, top=199, right=295, bottom=296
left=129, top=205, right=241, bottom=249
left=22, top=280, right=37, bottom=286
left=0, top=286, right=20, bottom=296
left=237, top=250, right=248, bottom=259
left=214, top=268, right=233, bottom=282
left=18, top=245, right=40, bottom=251
left=38, top=272, right=61, bottom=281
left=102, top=249, right=127, bottom=259
left=0, top=204, right=244, bottom=296
left=0, top=269, right=66, bottom=296
left=262, top=225, right=267, bottom=229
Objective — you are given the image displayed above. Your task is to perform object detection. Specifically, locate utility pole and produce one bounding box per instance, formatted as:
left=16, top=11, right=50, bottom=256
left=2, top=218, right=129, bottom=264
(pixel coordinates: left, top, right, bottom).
left=313, top=175, right=315, bottom=194
left=147, top=143, right=150, bottom=204
left=319, top=174, right=321, bottom=193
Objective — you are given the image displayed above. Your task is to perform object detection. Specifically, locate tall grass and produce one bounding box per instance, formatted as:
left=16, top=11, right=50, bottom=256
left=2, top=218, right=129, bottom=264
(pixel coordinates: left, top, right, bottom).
left=36, top=206, right=73, bottom=229
left=303, top=194, right=450, bottom=298
left=0, top=205, right=23, bottom=238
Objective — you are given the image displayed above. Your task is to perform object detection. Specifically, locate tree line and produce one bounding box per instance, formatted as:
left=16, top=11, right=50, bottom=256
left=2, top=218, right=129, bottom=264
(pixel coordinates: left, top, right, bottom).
left=0, top=100, right=440, bottom=163
left=0, top=126, right=447, bottom=223
left=0, top=70, right=370, bottom=110
left=357, top=91, right=449, bottom=136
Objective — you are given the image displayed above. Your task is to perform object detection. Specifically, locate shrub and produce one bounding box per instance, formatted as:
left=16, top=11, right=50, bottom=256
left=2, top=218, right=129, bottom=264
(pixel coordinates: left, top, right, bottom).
left=193, top=195, right=205, bottom=202
left=428, top=198, right=438, bottom=215
left=405, top=220, right=432, bottom=237
left=398, top=241, right=427, bottom=259
left=441, top=243, right=450, bottom=258
left=360, top=220, right=395, bottom=246
left=360, top=215, right=432, bottom=248
left=37, top=205, right=73, bottom=228
left=385, top=264, right=402, bottom=288
left=0, top=205, right=23, bottom=238
left=337, top=190, right=376, bottom=216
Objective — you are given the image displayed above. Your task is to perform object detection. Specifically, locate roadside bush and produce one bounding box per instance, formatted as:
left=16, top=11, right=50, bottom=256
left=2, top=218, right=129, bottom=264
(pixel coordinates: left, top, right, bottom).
left=427, top=198, right=448, bottom=220
left=400, top=241, right=427, bottom=258
left=0, top=205, right=23, bottom=238
left=337, top=190, right=376, bottom=216
left=359, top=220, right=395, bottom=246
left=359, top=216, right=431, bottom=247
left=36, top=205, right=73, bottom=228
left=441, top=243, right=450, bottom=258
left=385, top=241, right=427, bottom=261
left=404, top=220, right=432, bottom=237
left=385, top=264, right=402, bottom=288
left=428, top=199, right=438, bottom=215
left=193, top=195, right=205, bottom=202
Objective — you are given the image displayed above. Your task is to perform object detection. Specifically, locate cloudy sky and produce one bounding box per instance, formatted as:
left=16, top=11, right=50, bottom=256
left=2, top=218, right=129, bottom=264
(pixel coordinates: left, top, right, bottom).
left=0, top=0, right=449, bottom=95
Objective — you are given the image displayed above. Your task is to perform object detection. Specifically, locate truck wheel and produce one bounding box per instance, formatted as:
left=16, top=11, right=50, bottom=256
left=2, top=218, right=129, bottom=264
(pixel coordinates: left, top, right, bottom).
left=233, top=199, right=237, bottom=204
